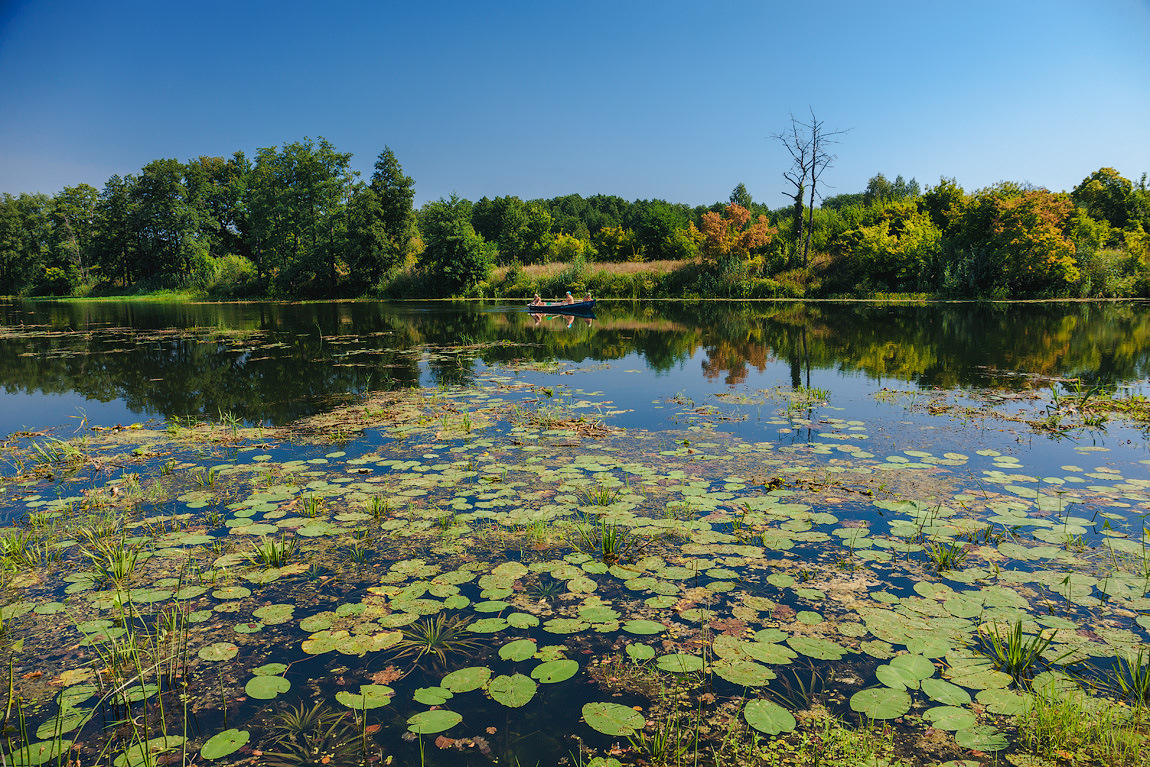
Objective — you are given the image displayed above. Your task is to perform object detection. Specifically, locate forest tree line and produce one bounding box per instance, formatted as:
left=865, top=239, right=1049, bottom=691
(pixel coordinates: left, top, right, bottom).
left=1, top=136, right=1148, bottom=299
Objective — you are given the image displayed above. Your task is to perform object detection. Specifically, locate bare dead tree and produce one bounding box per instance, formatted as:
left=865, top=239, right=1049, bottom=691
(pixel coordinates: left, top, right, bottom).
left=772, top=109, right=849, bottom=267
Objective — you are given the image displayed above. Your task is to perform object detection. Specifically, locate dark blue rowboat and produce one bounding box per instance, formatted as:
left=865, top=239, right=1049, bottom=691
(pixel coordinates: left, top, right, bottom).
left=527, top=299, right=595, bottom=315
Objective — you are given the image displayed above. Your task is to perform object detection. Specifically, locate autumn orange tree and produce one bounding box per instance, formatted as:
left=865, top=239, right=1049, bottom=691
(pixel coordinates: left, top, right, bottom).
left=949, top=184, right=1080, bottom=295
left=694, top=204, right=777, bottom=266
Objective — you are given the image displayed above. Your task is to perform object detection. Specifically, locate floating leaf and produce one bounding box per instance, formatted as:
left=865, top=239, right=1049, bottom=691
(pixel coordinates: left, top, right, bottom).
left=582, top=702, right=644, bottom=736
left=625, top=643, right=655, bottom=661
left=924, top=706, right=976, bottom=731
left=335, top=685, right=393, bottom=710
left=786, top=636, right=848, bottom=661
left=656, top=654, right=704, bottom=673
left=954, top=725, right=1008, bottom=751
left=407, top=709, right=462, bottom=734
left=499, top=639, right=537, bottom=662
left=488, top=674, right=536, bottom=708
left=621, top=619, right=665, bottom=635
left=849, top=688, right=911, bottom=719
left=441, top=666, right=491, bottom=693
left=713, top=660, right=775, bottom=687
left=531, top=659, right=579, bottom=684
left=201, top=729, right=248, bottom=760
left=197, top=642, right=238, bottom=662
left=744, top=699, right=796, bottom=735
left=921, top=678, right=971, bottom=706
left=253, top=663, right=287, bottom=676
left=413, top=687, right=453, bottom=705
left=244, top=675, right=290, bottom=700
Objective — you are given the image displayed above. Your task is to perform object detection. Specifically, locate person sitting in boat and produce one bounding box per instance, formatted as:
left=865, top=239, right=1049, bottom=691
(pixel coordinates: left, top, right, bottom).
left=531, top=294, right=543, bottom=306
left=584, top=292, right=592, bottom=303
left=564, top=291, right=574, bottom=304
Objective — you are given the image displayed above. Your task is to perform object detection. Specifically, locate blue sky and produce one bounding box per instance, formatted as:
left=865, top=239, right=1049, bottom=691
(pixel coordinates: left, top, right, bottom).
left=1, top=0, right=1148, bottom=208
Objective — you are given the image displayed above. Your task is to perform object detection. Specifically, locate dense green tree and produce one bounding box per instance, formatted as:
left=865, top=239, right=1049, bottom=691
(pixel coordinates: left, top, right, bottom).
left=346, top=147, right=416, bottom=289
left=246, top=137, right=353, bottom=292
left=47, top=183, right=99, bottom=289
left=0, top=193, right=53, bottom=293
left=92, top=174, right=140, bottom=285
left=1071, top=167, right=1133, bottom=230
left=729, top=183, right=753, bottom=208
left=419, top=195, right=494, bottom=295
left=184, top=153, right=250, bottom=260
left=470, top=196, right=552, bottom=264
left=131, top=158, right=209, bottom=282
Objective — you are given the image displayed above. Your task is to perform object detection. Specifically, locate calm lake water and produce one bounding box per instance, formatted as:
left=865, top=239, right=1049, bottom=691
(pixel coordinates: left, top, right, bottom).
left=2, top=298, right=1149, bottom=766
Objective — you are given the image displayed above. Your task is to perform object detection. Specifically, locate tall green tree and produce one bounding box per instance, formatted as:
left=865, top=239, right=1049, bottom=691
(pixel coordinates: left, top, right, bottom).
left=92, top=174, right=140, bottom=286
left=729, top=183, right=753, bottom=208
left=48, top=183, right=99, bottom=289
left=346, top=147, right=416, bottom=289
left=0, top=193, right=53, bottom=293
left=419, top=195, right=494, bottom=295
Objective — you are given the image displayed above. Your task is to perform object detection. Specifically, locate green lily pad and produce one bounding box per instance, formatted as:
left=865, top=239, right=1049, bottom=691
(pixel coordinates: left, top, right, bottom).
left=407, top=709, right=463, bottom=734
left=626, top=643, right=655, bottom=661
left=413, top=687, right=453, bottom=706
left=201, top=729, right=249, bottom=760
left=849, top=688, right=911, bottom=719
left=954, top=725, right=1008, bottom=751
left=582, top=702, right=645, bottom=736
left=786, top=636, right=848, bottom=660
left=744, top=699, right=796, bottom=735
left=441, top=666, right=492, bottom=693
left=656, top=654, right=704, bottom=673
left=9, top=740, right=73, bottom=767
left=468, top=617, right=509, bottom=633
left=921, top=678, right=972, bottom=706
left=499, top=639, right=537, bottom=662
left=713, top=660, right=775, bottom=687
left=488, top=674, right=537, bottom=707
left=198, top=642, right=238, bottom=662
left=253, top=663, right=287, bottom=676
left=621, top=619, right=665, bottom=635
left=531, top=659, right=579, bottom=684
left=335, top=685, right=394, bottom=710
left=924, top=706, right=977, bottom=731
left=35, top=709, right=91, bottom=739
left=113, top=736, right=184, bottom=767
left=244, top=675, right=290, bottom=700
left=976, top=688, right=1031, bottom=715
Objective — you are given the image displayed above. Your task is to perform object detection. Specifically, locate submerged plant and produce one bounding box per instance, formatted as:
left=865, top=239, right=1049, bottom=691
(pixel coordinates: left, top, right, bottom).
left=264, top=702, right=359, bottom=767
left=393, top=614, right=483, bottom=667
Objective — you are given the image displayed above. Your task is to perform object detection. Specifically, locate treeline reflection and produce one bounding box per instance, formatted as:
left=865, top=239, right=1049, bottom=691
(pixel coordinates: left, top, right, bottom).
left=1, top=300, right=1146, bottom=425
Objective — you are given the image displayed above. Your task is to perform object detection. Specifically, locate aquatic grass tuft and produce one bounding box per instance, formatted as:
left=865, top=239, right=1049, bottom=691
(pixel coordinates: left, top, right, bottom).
left=264, top=702, right=359, bottom=767
left=924, top=539, right=969, bottom=571
left=248, top=535, right=297, bottom=568
left=392, top=614, right=483, bottom=668
left=368, top=495, right=391, bottom=520
left=979, top=619, right=1059, bottom=683
left=1112, top=649, right=1150, bottom=708
left=81, top=536, right=141, bottom=586
left=576, top=482, right=622, bottom=507
left=573, top=514, right=643, bottom=566
left=300, top=495, right=324, bottom=518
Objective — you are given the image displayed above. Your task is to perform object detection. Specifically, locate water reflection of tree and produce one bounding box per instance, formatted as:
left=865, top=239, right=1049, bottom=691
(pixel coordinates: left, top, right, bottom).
left=2, top=300, right=1148, bottom=427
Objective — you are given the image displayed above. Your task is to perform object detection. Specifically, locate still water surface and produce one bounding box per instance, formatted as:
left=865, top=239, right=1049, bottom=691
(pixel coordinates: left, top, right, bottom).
left=2, top=299, right=1149, bottom=766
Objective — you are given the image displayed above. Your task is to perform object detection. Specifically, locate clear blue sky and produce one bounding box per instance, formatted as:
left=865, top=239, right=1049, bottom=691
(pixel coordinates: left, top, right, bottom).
left=2, top=0, right=1148, bottom=208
